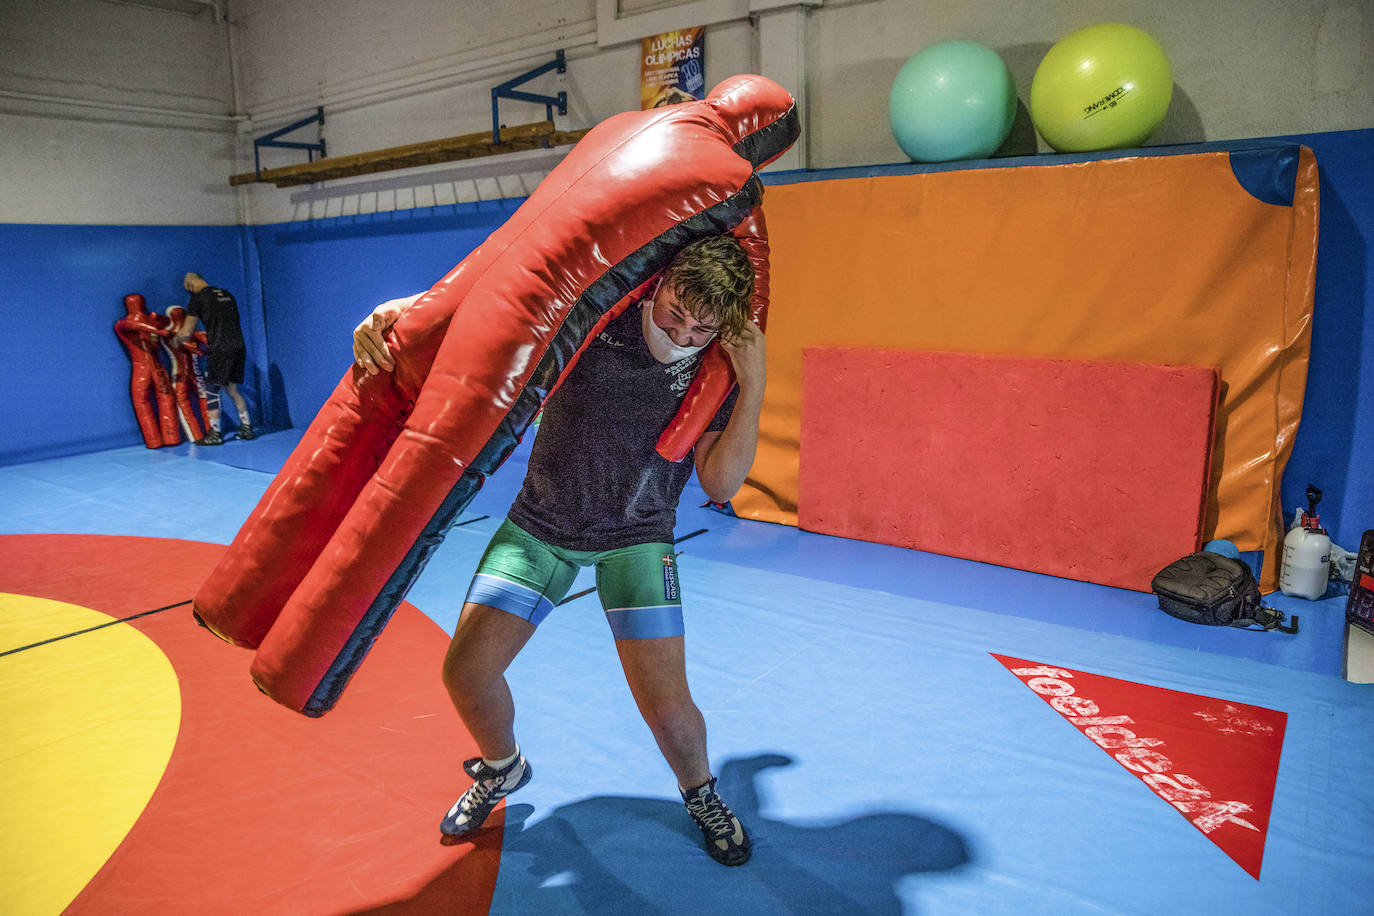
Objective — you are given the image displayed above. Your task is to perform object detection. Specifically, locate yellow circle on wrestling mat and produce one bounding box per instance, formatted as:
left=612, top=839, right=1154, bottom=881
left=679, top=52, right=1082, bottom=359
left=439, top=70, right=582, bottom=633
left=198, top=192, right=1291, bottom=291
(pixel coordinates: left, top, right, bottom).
left=0, top=593, right=181, bottom=915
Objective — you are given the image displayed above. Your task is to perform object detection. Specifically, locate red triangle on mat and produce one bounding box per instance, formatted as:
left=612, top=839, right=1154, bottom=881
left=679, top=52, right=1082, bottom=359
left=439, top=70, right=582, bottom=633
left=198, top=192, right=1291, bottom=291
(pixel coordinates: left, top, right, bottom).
left=992, top=654, right=1286, bottom=879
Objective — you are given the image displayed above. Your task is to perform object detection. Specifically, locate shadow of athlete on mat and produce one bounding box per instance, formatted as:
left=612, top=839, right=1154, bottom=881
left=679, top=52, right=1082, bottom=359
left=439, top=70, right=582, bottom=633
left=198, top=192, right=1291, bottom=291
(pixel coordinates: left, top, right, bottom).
left=350, top=753, right=969, bottom=915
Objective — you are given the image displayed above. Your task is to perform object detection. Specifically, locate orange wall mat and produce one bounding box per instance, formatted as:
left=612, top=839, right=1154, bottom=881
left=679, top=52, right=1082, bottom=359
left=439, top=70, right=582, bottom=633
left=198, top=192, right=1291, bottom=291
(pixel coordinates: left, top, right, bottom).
left=798, top=348, right=1219, bottom=592
left=737, top=148, right=1318, bottom=590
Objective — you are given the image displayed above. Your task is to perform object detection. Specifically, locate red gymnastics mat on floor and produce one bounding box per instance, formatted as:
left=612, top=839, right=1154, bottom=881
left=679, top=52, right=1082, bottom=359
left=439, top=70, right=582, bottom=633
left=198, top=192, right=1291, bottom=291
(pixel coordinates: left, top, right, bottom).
left=798, top=348, right=1219, bottom=592
left=0, top=534, right=500, bottom=916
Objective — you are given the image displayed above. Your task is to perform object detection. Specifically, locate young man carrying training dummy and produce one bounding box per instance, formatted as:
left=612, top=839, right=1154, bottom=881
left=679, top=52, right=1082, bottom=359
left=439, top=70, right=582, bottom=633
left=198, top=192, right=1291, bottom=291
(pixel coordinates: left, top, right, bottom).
left=353, top=235, right=766, bottom=866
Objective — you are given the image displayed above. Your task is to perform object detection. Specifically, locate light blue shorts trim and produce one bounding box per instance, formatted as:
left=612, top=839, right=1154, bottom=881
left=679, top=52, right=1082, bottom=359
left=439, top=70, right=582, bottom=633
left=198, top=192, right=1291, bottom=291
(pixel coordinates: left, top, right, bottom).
left=465, top=573, right=558, bottom=626
left=464, top=519, right=685, bottom=640
left=604, top=604, right=685, bottom=640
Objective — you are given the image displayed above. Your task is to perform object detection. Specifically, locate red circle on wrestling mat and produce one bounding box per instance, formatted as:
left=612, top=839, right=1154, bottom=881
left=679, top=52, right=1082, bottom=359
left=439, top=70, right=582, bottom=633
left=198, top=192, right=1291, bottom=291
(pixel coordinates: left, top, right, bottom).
left=1, top=533, right=500, bottom=915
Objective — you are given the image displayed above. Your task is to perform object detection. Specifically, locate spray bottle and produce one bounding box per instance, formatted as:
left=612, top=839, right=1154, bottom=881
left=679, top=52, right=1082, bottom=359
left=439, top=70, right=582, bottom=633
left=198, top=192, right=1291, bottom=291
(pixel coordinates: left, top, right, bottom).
left=1280, top=484, right=1332, bottom=600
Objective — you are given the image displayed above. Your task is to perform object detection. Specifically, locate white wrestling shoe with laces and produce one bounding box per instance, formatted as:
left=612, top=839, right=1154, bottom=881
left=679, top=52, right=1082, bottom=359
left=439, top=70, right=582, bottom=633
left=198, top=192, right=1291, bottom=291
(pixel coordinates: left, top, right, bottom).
left=440, top=751, right=532, bottom=838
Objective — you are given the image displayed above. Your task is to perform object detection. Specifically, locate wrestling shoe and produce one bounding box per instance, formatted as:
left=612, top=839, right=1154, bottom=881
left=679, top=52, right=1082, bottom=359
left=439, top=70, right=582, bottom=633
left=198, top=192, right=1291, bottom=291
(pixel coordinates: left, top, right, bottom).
left=440, top=752, right=532, bottom=838
left=235, top=424, right=257, bottom=440
left=681, top=777, right=751, bottom=866
left=198, top=430, right=224, bottom=446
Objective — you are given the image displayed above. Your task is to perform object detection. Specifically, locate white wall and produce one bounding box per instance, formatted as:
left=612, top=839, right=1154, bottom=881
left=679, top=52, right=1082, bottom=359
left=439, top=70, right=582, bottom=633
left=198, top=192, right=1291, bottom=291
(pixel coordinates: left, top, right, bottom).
left=3, top=0, right=1370, bottom=227
left=229, top=0, right=759, bottom=225
left=0, top=0, right=239, bottom=225
left=807, top=0, right=1373, bottom=168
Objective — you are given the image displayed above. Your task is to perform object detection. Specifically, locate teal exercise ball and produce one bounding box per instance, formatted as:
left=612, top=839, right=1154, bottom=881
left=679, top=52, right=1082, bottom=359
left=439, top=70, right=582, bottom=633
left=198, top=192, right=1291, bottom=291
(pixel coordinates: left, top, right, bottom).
left=888, top=40, right=1017, bottom=163
left=1030, top=23, right=1173, bottom=152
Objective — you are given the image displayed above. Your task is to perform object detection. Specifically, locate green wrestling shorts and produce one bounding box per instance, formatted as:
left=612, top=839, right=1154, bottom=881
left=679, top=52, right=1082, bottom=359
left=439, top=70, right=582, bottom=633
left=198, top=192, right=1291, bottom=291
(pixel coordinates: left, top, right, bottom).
left=463, top=519, right=685, bottom=639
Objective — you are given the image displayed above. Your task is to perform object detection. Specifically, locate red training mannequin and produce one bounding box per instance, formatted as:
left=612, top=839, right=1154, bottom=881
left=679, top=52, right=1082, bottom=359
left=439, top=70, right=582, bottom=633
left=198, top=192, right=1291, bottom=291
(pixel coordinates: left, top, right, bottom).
left=114, top=293, right=180, bottom=448
left=165, top=306, right=210, bottom=442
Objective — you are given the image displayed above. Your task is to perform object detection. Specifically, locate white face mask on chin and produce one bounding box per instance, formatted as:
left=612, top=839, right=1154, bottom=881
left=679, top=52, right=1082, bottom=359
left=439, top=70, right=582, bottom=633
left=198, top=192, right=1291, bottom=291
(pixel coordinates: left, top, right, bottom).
left=641, top=299, right=713, bottom=364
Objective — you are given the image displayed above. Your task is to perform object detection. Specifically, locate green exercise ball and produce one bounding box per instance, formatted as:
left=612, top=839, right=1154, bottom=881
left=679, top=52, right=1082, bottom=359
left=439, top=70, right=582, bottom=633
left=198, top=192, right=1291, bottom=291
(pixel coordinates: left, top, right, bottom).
left=888, top=40, right=1017, bottom=163
left=1030, top=22, right=1173, bottom=152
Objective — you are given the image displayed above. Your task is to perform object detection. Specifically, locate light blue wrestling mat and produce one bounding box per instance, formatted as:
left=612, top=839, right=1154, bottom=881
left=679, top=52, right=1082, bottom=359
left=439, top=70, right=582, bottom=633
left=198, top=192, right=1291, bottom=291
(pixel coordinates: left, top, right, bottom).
left=2, top=431, right=1368, bottom=915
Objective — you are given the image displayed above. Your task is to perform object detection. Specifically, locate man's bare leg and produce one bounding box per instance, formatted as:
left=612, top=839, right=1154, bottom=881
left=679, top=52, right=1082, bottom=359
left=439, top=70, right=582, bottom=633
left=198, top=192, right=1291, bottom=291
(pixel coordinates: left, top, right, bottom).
left=615, top=635, right=711, bottom=789
left=616, top=634, right=751, bottom=865
left=439, top=602, right=537, bottom=837
left=442, top=602, right=536, bottom=760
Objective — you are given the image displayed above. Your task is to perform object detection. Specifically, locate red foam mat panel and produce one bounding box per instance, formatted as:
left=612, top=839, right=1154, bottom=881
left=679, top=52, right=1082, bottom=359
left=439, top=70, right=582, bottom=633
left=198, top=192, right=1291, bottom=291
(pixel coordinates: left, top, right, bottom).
left=798, top=348, right=1219, bottom=592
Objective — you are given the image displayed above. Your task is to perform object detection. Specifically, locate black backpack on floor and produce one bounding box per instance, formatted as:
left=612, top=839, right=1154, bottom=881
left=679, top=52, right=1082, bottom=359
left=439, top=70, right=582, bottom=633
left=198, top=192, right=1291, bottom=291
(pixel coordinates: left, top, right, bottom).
left=1151, top=551, right=1299, bottom=634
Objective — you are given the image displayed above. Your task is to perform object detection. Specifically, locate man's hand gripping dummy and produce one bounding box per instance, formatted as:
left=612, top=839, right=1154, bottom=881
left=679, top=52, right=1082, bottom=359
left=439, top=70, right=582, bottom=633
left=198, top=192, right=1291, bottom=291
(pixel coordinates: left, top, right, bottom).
left=192, top=75, right=798, bottom=716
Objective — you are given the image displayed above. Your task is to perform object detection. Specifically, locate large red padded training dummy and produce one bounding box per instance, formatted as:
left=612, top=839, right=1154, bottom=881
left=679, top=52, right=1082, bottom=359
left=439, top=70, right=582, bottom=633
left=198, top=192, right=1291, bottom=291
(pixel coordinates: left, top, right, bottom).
left=166, top=306, right=210, bottom=442
left=114, top=293, right=180, bottom=448
left=194, top=75, right=798, bottom=716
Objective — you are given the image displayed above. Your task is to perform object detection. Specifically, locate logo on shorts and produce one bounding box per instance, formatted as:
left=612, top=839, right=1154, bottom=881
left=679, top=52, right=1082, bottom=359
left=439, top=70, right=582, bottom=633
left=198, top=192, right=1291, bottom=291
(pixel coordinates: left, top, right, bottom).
left=662, top=554, right=679, bottom=601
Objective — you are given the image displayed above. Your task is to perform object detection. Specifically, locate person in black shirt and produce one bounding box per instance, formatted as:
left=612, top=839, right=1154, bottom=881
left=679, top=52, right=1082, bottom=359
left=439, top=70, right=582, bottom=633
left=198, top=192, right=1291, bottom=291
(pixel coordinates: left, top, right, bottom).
left=353, top=236, right=765, bottom=865
left=175, top=273, right=256, bottom=444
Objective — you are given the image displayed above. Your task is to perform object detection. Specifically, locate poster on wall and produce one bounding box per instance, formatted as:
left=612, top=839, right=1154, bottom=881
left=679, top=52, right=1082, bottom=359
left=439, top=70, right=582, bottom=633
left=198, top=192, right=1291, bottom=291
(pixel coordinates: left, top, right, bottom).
left=640, top=26, right=705, bottom=109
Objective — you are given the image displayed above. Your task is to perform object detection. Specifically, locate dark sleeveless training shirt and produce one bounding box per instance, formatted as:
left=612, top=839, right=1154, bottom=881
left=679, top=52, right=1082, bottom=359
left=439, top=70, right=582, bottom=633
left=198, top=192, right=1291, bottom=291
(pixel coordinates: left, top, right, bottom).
left=507, top=304, right=737, bottom=551
left=187, top=286, right=246, bottom=352
left=188, top=285, right=248, bottom=385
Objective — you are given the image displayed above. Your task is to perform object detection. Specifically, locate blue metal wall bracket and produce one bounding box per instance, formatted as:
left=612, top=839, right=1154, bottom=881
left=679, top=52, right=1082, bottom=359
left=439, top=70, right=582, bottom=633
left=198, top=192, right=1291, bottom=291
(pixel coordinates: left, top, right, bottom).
left=491, top=50, right=568, bottom=144
left=252, top=106, right=326, bottom=179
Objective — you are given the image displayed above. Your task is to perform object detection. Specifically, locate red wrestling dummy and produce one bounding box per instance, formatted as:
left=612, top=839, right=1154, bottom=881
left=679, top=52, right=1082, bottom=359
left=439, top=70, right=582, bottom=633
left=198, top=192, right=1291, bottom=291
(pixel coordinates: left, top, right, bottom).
left=165, top=306, right=210, bottom=442
left=193, top=75, right=798, bottom=715
left=114, top=293, right=180, bottom=448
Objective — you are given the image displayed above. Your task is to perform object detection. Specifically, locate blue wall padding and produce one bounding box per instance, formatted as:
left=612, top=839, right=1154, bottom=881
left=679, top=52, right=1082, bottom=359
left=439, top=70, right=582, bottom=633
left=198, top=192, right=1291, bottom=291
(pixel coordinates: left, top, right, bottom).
left=1227, top=146, right=1299, bottom=206
left=2, top=129, right=1370, bottom=552
left=1275, top=129, right=1373, bottom=547
left=768, top=135, right=1303, bottom=196
left=249, top=199, right=523, bottom=428
left=0, top=223, right=259, bottom=466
